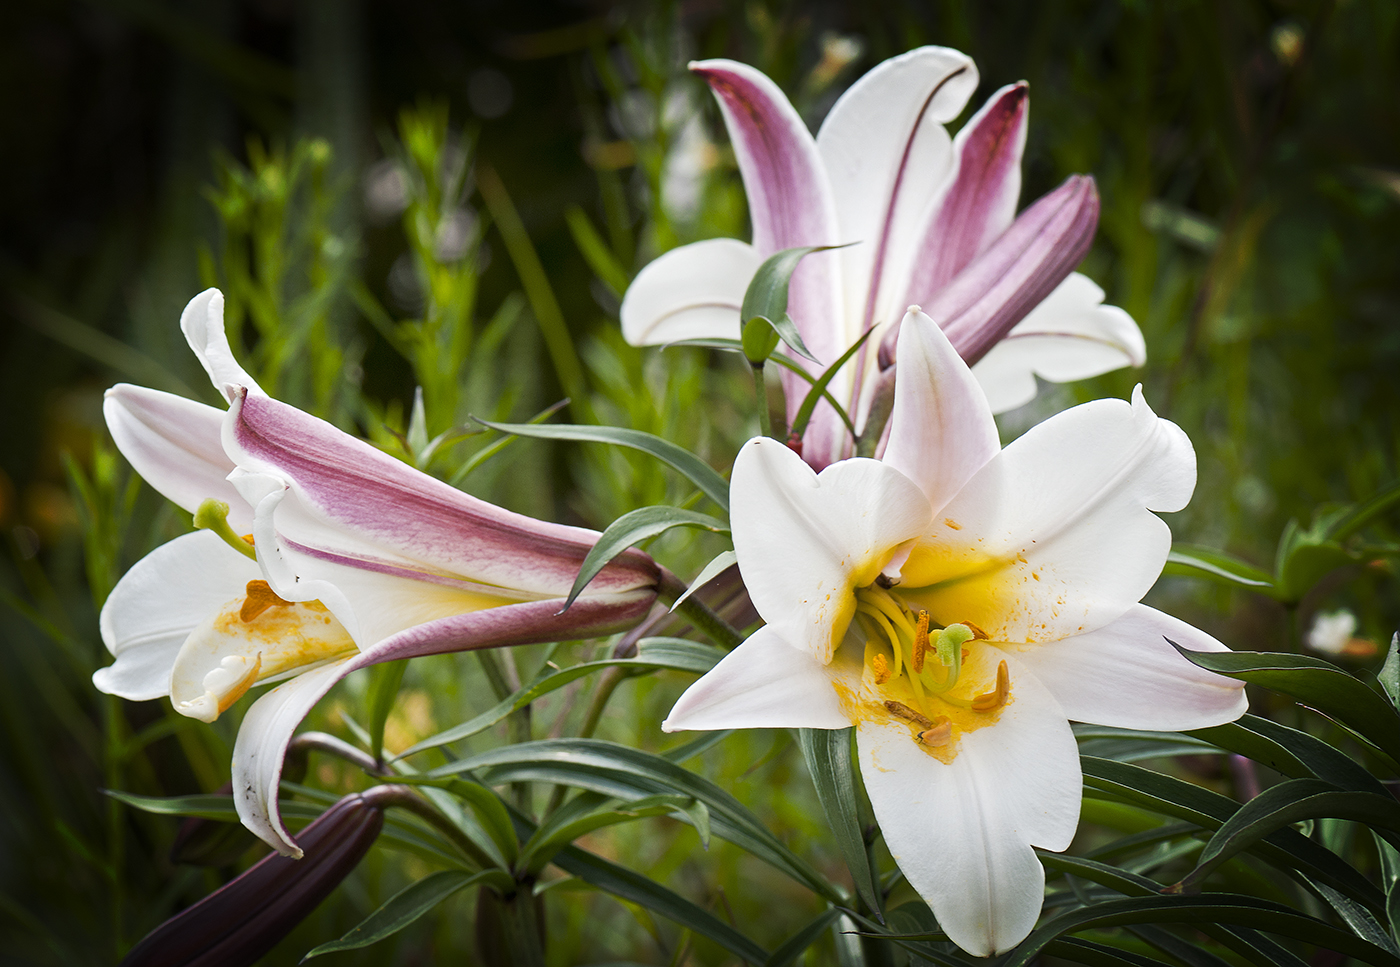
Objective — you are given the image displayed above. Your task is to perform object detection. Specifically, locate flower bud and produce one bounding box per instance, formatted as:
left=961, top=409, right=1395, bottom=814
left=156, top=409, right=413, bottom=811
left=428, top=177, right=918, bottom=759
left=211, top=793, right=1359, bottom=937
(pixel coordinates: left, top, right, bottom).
left=120, top=788, right=401, bottom=967
left=880, top=175, right=1099, bottom=369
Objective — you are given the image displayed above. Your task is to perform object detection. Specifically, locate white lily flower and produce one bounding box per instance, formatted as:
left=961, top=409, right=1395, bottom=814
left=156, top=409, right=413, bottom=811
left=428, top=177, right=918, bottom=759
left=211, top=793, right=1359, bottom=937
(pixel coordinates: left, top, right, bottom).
left=621, top=47, right=1145, bottom=469
left=97, top=289, right=660, bottom=856
left=664, top=308, right=1246, bottom=956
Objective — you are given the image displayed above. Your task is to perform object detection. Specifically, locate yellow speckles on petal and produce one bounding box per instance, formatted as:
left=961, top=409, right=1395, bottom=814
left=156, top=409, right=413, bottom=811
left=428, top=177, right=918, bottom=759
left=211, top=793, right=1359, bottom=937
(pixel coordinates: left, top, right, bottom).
left=943, top=518, right=962, bottom=531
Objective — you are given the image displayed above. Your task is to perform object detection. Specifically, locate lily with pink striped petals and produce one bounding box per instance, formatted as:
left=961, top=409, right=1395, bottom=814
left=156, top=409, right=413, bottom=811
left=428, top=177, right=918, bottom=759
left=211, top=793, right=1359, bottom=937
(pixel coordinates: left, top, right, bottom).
left=664, top=308, right=1245, bottom=956
left=621, top=49, right=1145, bottom=468
left=96, top=289, right=660, bottom=856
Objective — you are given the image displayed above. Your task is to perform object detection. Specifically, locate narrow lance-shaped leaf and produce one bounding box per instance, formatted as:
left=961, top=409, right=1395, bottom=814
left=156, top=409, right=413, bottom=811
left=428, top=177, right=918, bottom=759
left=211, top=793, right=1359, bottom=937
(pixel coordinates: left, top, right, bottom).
left=304, top=869, right=514, bottom=959
left=367, top=659, right=407, bottom=763
left=764, top=908, right=843, bottom=967
left=1164, top=543, right=1276, bottom=595
left=797, top=728, right=881, bottom=915
left=739, top=246, right=846, bottom=364
left=787, top=327, right=875, bottom=443
left=472, top=417, right=730, bottom=513
left=563, top=506, right=730, bottom=611
left=669, top=550, right=738, bottom=613
left=1175, top=778, right=1400, bottom=892
left=1381, top=633, right=1400, bottom=709
left=1172, top=644, right=1400, bottom=766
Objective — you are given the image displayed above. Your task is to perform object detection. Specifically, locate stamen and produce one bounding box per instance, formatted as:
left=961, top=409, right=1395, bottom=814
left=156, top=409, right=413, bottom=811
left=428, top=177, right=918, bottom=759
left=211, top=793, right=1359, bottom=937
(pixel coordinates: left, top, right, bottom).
left=911, top=611, right=930, bottom=673
left=858, top=605, right=904, bottom=678
left=240, top=580, right=292, bottom=623
left=917, top=716, right=952, bottom=746
left=870, top=653, right=891, bottom=685
left=884, top=700, right=933, bottom=730
left=971, top=660, right=1011, bottom=712
left=962, top=621, right=990, bottom=640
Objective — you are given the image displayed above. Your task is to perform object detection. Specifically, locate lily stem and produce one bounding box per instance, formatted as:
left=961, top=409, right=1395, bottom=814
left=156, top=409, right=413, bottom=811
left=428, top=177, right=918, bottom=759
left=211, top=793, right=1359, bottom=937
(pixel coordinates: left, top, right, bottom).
left=752, top=361, right=773, bottom=439
left=657, top=567, right=745, bottom=651
left=476, top=649, right=533, bottom=813
left=368, top=784, right=497, bottom=870
left=543, top=665, right=631, bottom=816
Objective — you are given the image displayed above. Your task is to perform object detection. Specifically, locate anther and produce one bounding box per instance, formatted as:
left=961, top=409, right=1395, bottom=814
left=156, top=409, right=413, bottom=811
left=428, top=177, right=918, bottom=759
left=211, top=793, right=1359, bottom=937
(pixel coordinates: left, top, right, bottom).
left=917, top=716, right=952, bottom=746
left=870, top=653, right=891, bottom=685
left=971, top=660, right=1011, bottom=712
left=884, top=700, right=934, bottom=730
left=240, top=580, right=292, bottom=623
left=962, top=621, right=991, bottom=640
left=911, top=611, right=930, bottom=673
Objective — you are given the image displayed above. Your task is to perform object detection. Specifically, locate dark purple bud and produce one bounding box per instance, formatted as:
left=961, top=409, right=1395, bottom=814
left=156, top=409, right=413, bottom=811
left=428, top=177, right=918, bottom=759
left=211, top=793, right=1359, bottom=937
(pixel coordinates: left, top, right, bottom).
left=880, top=174, right=1099, bottom=369
left=121, top=787, right=401, bottom=967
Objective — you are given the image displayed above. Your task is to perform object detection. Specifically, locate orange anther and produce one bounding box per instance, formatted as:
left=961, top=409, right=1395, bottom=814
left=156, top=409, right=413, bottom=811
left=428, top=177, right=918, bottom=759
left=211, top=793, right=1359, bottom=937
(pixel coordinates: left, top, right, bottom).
left=971, top=660, right=1010, bottom=712
left=911, top=611, right=930, bottom=673
left=871, top=653, right=891, bottom=685
left=884, top=700, right=934, bottom=730
left=240, top=580, right=292, bottom=623
left=917, top=716, right=952, bottom=746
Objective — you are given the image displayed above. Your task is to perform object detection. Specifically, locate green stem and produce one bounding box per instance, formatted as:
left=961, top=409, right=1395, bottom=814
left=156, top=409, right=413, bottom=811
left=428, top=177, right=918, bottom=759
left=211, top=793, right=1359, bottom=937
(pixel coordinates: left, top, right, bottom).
left=475, top=650, right=533, bottom=813
left=658, top=568, right=745, bottom=650
left=371, top=785, right=497, bottom=870
left=752, top=361, right=773, bottom=438
left=544, top=666, right=629, bottom=816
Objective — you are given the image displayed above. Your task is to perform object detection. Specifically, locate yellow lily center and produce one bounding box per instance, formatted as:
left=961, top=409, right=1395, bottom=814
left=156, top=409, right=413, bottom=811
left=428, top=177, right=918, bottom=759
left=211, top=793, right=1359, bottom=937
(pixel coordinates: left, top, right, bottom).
left=169, top=580, right=358, bottom=722
left=844, top=584, right=1012, bottom=763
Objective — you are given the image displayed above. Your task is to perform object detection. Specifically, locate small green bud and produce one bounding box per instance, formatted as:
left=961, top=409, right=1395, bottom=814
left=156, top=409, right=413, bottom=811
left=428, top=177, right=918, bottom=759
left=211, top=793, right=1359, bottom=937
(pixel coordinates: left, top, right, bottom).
left=741, top=316, right=782, bottom=365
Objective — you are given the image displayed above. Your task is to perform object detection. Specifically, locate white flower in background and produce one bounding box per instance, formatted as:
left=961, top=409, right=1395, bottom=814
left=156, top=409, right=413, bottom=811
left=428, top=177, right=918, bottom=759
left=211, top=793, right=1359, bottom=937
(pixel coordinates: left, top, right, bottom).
left=1307, top=609, right=1357, bottom=655
left=621, top=47, right=1145, bottom=469
left=96, top=289, right=660, bottom=856
left=664, top=308, right=1246, bottom=956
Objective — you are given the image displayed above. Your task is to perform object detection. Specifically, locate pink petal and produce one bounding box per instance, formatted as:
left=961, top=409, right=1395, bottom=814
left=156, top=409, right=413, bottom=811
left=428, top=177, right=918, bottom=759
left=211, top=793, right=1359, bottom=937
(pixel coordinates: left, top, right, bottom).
left=905, top=83, right=1029, bottom=302
left=690, top=59, right=844, bottom=429
left=881, top=309, right=1000, bottom=514
left=222, top=391, right=659, bottom=602
left=104, top=384, right=252, bottom=531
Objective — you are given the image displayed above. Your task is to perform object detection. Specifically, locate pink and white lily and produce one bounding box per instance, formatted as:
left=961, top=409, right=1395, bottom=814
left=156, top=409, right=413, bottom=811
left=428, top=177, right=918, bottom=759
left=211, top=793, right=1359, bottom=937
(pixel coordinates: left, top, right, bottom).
left=620, top=47, right=1145, bottom=469
left=96, top=289, right=660, bottom=856
left=663, top=308, right=1245, bottom=956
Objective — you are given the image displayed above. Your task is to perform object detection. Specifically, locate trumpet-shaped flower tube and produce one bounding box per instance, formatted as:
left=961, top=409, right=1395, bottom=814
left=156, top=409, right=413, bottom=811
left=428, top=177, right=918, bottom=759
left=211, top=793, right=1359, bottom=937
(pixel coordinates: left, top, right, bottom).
left=620, top=48, right=1145, bottom=468
left=664, top=308, right=1245, bottom=956
left=97, top=289, right=660, bottom=856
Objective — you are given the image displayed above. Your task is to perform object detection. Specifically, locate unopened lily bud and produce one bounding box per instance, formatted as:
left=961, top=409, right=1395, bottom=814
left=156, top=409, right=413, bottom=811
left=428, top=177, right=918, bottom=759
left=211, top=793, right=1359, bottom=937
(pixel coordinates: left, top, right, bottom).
left=120, top=787, right=402, bottom=967
left=880, top=175, right=1100, bottom=369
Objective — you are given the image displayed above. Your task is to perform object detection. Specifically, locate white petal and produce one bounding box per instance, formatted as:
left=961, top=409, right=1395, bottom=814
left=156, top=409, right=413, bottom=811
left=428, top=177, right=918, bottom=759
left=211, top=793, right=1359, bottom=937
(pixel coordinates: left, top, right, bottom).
left=857, top=654, right=1079, bottom=956
left=731, top=438, right=931, bottom=663
left=180, top=289, right=264, bottom=399
left=620, top=238, right=762, bottom=345
left=94, top=531, right=262, bottom=700
left=901, top=387, right=1195, bottom=644
left=816, top=47, right=979, bottom=344
left=882, top=309, right=1000, bottom=513
left=972, top=273, right=1147, bottom=414
left=104, top=385, right=252, bottom=531
left=1013, top=604, right=1248, bottom=730
left=662, top=627, right=852, bottom=732
left=231, top=655, right=364, bottom=856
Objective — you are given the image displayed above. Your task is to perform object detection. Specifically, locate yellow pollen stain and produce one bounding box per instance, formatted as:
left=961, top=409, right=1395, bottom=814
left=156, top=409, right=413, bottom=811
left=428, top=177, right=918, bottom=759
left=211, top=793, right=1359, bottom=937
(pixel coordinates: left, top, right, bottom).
left=240, top=579, right=292, bottom=622
left=241, top=534, right=255, bottom=545
left=943, top=518, right=962, bottom=530
left=971, top=660, right=1011, bottom=712
left=215, top=653, right=262, bottom=713
left=911, top=611, right=930, bottom=673
left=871, top=653, right=891, bottom=684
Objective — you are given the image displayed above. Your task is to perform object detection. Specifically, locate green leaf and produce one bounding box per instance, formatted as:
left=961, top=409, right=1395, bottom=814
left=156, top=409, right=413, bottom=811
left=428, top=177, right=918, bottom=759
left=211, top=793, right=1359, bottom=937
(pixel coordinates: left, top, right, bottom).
left=563, top=506, right=729, bottom=610
left=1177, top=778, right=1400, bottom=891
left=394, top=638, right=722, bottom=761
left=406, top=386, right=429, bottom=457
left=740, top=246, right=841, bottom=363
left=797, top=728, right=880, bottom=914
left=1042, top=938, right=1176, bottom=967
left=1080, top=756, right=1386, bottom=912
left=1310, top=881, right=1400, bottom=958
left=517, top=795, right=702, bottom=874
left=429, top=739, right=841, bottom=903
left=1381, top=633, right=1400, bottom=709
left=552, top=841, right=768, bottom=964
left=1172, top=645, right=1400, bottom=765
left=1324, top=478, right=1400, bottom=543
left=472, top=418, right=730, bottom=513
left=669, top=550, right=738, bottom=613
left=1073, top=724, right=1218, bottom=762
left=1164, top=544, right=1276, bottom=594
left=665, top=340, right=857, bottom=434
left=105, top=791, right=242, bottom=822
left=1189, top=713, right=1385, bottom=793
left=440, top=778, right=518, bottom=869
left=565, top=204, right=631, bottom=297
left=764, top=908, right=842, bottom=967
left=367, top=659, right=408, bottom=763
left=1273, top=516, right=1357, bottom=603
left=303, top=869, right=512, bottom=958
left=788, top=327, right=875, bottom=442
left=997, top=894, right=1400, bottom=967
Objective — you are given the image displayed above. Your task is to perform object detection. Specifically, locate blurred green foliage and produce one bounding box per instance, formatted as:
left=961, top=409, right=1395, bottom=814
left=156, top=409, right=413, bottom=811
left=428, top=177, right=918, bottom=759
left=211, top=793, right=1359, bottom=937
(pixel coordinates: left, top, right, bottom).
left=1, top=0, right=1398, bottom=964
